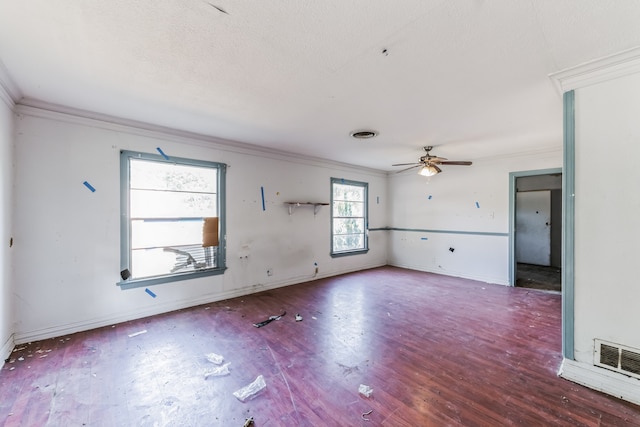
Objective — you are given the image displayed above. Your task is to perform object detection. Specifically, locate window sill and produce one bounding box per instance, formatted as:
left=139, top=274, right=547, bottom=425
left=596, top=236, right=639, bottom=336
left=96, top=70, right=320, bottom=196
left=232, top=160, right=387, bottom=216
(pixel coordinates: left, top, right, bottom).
left=330, top=249, right=369, bottom=258
left=117, top=267, right=226, bottom=290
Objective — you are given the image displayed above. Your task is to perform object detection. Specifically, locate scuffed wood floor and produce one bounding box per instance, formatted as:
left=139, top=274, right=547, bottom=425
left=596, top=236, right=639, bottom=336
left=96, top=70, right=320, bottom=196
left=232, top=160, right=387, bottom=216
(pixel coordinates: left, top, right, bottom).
left=1, top=266, right=639, bottom=426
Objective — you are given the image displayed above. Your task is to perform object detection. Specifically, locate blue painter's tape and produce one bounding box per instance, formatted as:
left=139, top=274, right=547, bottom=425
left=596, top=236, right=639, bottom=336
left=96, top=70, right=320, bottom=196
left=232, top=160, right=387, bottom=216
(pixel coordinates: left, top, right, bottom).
left=421, top=237, right=428, bottom=240
left=156, top=147, right=170, bottom=160
left=341, top=178, right=345, bottom=184
left=475, top=201, right=480, bottom=208
left=83, top=181, right=96, bottom=192
left=261, top=186, right=266, bottom=211
left=145, top=288, right=157, bottom=298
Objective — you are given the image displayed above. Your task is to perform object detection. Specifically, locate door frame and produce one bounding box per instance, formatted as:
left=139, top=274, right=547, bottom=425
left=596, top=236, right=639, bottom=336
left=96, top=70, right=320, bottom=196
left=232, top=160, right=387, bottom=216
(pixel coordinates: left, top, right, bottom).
left=508, top=168, right=563, bottom=287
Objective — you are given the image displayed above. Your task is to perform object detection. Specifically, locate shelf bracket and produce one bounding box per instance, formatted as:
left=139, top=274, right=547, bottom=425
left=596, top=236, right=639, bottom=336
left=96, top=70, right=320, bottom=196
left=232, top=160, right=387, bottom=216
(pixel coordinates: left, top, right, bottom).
left=285, top=202, right=329, bottom=216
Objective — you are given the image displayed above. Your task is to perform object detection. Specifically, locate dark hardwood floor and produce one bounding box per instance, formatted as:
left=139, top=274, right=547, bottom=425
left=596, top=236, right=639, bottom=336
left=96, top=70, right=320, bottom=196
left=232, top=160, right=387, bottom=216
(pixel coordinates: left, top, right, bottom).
left=2, top=266, right=639, bottom=426
left=516, top=263, right=562, bottom=292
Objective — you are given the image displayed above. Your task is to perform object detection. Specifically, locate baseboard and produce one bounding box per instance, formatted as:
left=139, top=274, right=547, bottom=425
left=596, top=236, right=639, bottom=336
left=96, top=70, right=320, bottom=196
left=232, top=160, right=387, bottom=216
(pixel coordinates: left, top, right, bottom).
left=388, top=261, right=509, bottom=286
left=1, top=333, right=15, bottom=365
left=14, top=263, right=386, bottom=344
left=559, top=358, right=640, bottom=406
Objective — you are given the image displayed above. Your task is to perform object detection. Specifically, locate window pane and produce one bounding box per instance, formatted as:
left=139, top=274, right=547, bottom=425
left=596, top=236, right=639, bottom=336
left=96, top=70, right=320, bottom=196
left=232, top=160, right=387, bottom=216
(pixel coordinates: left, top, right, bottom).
left=132, top=219, right=208, bottom=249
left=333, top=184, right=364, bottom=202
left=332, top=201, right=364, bottom=217
left=131, top=244, right=217, bottom=278
left=333, top=234, right=364, bottom=252
left=131, top=159, right=217, bottom=193
left=131, top=189, right=216, bottom=218
left=333, top=218, right=364, bottom=235
left=131, top=247, right=177, bottom=278
left=331, top=179, right=367, bottom=255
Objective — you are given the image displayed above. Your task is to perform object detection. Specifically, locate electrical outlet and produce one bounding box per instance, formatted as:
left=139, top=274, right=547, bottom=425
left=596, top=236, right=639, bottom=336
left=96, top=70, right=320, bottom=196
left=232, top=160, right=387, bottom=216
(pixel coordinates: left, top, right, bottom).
left=267, top=269, right=273, bottom=276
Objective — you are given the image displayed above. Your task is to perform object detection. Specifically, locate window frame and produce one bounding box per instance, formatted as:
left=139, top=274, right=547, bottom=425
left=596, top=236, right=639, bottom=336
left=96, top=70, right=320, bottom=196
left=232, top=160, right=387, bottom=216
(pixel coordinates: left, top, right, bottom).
left=118, top=150, right=226, bottom=289
left=330, top=178, right=369, bottom=257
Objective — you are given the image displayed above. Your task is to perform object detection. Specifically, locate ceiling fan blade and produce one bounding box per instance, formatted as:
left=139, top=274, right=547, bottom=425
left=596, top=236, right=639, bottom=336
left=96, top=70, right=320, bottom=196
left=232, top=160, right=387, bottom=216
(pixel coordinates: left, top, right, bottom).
left=392, top=162, right=420, bottom=166
left=425, top=156, right=448, bottom=162
left=395, top=165, right=422, bottom=173
left=439, top=161, right=472, bottom=166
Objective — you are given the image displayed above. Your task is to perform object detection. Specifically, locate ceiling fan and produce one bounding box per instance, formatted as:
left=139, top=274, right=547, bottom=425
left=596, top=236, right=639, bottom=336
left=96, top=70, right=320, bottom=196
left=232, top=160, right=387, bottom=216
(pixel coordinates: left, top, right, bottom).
left=392, top=146, right=472, bottom=176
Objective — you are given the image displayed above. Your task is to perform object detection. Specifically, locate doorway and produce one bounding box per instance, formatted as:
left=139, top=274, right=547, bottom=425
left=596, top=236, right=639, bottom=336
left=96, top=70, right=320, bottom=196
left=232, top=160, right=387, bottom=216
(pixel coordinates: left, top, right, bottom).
left=509, top=169, right=562, bottom=291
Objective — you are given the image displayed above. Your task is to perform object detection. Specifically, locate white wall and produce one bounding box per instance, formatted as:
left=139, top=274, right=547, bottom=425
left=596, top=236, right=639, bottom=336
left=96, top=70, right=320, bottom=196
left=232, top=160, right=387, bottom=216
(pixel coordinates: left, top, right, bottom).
left=0, top=95, right=14, bottom=359
left=12, top=108, right=388, bottom=342
left=573, top=71, right=640, bottom=361
left=388, top=151, right=561, bottom=285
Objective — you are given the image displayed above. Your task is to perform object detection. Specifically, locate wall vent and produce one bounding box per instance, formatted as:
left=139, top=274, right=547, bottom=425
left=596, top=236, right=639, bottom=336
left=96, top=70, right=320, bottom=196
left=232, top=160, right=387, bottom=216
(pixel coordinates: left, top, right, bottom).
left=594, top=339, right=640, bottom=379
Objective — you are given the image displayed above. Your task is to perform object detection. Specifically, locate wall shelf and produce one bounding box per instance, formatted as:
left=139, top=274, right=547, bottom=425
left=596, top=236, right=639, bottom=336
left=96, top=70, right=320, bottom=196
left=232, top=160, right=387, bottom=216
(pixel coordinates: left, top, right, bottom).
left=285, top=202, right=329, bottom=215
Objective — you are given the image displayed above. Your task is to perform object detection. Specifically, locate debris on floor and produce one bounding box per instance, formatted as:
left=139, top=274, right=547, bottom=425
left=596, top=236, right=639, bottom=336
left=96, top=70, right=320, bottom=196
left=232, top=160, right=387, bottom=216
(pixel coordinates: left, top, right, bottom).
left=204, top=362, right=231, bottom=379
left=253, top=312, right=286, bottom=328
left=243, top=417, right=255, bottom=427
left=362, top=409, right=373, bottom=421
left=206, top=352, right=225, bottom=365
left=233, top=375, right=267, bottom=402
left=337, top=363, right=359, bottom=377
left=359, top=384, right=374, bottom=398
left=295, top=314, right=303, bottom=322
left=128, top=330, right=147, bottom=338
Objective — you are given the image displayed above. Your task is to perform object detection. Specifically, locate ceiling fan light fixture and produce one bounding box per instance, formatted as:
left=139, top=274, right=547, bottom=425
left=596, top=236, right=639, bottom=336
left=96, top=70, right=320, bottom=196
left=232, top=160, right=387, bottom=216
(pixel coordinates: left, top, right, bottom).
left=350, top=130, right=378, bottom=139
left=418, top=164, right=441, bottom=176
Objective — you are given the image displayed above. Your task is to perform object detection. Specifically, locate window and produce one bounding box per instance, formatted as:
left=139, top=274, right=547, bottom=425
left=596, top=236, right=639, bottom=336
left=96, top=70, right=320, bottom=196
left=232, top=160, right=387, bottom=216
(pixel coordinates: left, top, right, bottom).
left=331, top=178, right=368, bottom=256
left=119, top=150, right=226, bottom=289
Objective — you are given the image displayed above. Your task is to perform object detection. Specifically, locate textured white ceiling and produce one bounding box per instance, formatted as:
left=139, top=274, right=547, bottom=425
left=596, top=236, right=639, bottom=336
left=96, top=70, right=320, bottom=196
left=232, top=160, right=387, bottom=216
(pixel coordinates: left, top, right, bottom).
left=1, top=1, right=640, bottom=170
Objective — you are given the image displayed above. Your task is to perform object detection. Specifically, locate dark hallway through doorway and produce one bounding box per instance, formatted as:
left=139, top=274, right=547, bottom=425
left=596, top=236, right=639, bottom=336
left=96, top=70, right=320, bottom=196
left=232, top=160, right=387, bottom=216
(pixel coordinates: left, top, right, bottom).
left=516, top=262, right=561, bottom=292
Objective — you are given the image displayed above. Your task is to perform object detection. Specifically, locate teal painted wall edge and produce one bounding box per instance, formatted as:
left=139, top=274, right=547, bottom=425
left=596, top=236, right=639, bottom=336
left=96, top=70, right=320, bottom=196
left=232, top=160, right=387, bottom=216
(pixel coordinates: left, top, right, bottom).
left=563, top=90, right=576, bottom=360
left=370, top=227, right=508, bottom=237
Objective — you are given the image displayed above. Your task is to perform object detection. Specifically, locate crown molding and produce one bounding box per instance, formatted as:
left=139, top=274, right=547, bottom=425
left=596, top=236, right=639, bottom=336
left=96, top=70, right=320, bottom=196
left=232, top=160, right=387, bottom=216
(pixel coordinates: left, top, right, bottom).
left=15, top=99, right=386, bottom=177
left=472, top=145, right=562, bottom=162
left=0, top=59, right=22, bottom=108
left=550, top=46, right=640, bottom=93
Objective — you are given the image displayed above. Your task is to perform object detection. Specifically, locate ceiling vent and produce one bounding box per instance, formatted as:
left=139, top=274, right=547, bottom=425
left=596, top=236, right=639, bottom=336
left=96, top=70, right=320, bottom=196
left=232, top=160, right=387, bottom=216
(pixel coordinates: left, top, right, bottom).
left=350, top=130, right=378, bottom=139
left=594, top=339, right=640, bottom=379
